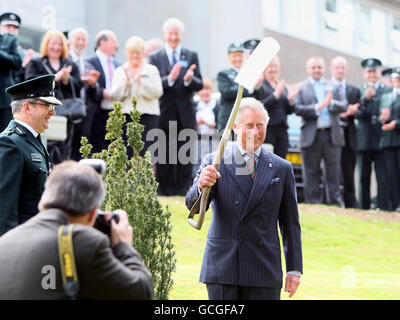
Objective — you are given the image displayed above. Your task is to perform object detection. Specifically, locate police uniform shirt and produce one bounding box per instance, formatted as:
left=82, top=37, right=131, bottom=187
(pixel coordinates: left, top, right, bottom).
left=14, top=119, right=39, bottom=138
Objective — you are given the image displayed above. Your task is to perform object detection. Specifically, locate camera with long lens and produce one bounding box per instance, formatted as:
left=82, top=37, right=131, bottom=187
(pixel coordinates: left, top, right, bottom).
left=78, top=159, right=119, bottom=237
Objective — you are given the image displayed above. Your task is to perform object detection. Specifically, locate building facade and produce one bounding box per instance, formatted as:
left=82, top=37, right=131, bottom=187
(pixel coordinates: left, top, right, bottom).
left=1, top=0, right=400, bottom=84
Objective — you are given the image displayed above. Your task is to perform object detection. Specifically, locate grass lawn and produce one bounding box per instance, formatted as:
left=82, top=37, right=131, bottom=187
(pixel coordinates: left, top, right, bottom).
left=159, top=196, right=400, bottom=300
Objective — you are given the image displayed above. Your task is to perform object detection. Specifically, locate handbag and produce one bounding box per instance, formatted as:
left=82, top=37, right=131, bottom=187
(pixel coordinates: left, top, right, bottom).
left=41, top=59, right=87, bottom=123
left=55, top=78, right=87, bottom=123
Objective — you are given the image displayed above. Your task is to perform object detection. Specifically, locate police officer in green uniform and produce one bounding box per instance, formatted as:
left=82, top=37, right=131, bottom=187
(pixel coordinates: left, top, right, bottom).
left=356, top=58, right=392, bottom=210
left=0, top=74, right=62, bottom=236
left=0, top=12, right=22, bottom=132
left=381, top=67, right=393, bottom=87
left=216, top=42, right=265, bottom=131
left=379, top=67, right=400, bottom=212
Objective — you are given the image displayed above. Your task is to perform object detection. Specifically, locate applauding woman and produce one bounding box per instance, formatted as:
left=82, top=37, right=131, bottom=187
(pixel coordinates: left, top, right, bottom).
left=110, top=36, right=163, bottom=158
left=261, top=55, right=300, bottom=159
left=25, top=29, right=83, bottom=163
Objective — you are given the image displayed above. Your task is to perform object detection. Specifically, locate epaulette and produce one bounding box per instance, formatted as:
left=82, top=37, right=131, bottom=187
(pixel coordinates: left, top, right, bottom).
left=2, top=124, right=25, bottom=136
left=1, top=127, right=14, bottom=136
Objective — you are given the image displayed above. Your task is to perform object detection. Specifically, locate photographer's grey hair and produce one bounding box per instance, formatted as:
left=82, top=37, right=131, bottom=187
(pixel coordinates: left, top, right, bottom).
left=38, top=161, right=105, bottom=215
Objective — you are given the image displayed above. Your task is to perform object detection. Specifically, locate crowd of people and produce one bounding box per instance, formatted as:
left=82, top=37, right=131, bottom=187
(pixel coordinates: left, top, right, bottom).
left=1, top=12, right=400, bottom=212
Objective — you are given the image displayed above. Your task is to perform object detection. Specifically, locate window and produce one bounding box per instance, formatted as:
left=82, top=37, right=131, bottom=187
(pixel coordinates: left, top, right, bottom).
left=18, top=27, right=44, bottom=52
left=391, top=17, right=400, bottom=52
left=325, top=0, right=337, bottom=13
left=324, top=0, right=339, bottom=31
left=359, top=7, right=372, bottom=43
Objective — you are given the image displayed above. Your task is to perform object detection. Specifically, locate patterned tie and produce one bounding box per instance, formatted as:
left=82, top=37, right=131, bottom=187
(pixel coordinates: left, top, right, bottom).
left=246, top=153, right=257, bottom=180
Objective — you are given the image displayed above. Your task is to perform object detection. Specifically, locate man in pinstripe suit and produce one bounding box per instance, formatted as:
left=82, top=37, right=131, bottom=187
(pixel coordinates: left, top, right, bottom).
left=186, top=98, right=303, bottom=300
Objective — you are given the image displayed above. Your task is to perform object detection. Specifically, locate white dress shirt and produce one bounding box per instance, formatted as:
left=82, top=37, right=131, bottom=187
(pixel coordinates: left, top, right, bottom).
left=69, top=50, right=85, bottom=74
left=95, top=49, right=114, bottom=90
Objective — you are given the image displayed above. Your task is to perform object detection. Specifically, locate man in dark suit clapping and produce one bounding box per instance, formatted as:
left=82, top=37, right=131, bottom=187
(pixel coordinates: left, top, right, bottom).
left=84, top=30, right=120, bottom=154
left=149, top=18, right=203, bottom=196
left=329, top=56, right=361, bottom=208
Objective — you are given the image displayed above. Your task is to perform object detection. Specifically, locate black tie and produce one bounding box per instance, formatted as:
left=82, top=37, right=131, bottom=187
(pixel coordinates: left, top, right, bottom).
left=36, top=134, right=46, bottom=153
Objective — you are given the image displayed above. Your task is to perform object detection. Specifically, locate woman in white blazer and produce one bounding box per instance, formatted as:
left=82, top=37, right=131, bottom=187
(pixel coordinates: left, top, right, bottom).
left=110, top=36, right=163, bottom=157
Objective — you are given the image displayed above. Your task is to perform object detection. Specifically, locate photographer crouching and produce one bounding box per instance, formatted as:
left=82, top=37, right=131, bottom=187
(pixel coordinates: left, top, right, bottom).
left=0, top=160, right=154, bottom=299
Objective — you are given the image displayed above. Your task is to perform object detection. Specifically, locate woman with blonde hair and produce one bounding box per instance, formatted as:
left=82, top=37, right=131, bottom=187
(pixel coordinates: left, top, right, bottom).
left=110, top=36, right=163, bottom=157
left=25, top=29, right=83, bottom=163
left=261, top=55, right=300, bottom=159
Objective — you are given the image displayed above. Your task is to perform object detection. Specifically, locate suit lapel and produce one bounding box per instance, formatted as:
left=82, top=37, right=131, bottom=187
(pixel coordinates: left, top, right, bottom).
left=180, top=48, right=187, bottom=63
left=223, top=144, right=253, bottom=198
left=25, top=132, right=49, bottom=160
left=91, top=56, right=106, bottom=88
left=305, top=80, right=318, bottom=103
left=345, top=84, right=352, bottom=101
left=241, top=148, right=274, bottom=220
left=161, top=49, right=172, bottom=73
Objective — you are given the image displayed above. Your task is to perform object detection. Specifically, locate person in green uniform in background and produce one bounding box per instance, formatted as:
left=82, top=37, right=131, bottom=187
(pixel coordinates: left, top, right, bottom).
left=0, top=74, right=62, bottom=236
left=356, top=58, right=392, bottom=211
left=379, top=67, right=400, bottom=212
left=216, top=42, right=265, bottom=131
left=0, top=12, right=22, bottom=132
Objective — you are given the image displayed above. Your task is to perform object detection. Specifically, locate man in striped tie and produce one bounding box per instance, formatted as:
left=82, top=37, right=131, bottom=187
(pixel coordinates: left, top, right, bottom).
left=186, top=97, right=303, bottom=300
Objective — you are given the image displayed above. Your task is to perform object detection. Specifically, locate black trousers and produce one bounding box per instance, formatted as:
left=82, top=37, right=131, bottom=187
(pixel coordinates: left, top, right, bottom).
left=340, top=143, right=357, bottom=208
left=301, top=129, right=342, bottom=205
left=155, top=126, right=194, bottom=196
left=357, top=150, right=390, bottom=210
left=206, top=283, right=280, bottom=300
left=383, top=147, right=400, bottom=210
left=89, top=107, right=110, bottom=154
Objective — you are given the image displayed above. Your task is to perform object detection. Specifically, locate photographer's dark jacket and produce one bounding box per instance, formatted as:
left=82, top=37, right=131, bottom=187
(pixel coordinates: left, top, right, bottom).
left=0, top=120, right=50, bottom=236
left=0, top=208, right=154, bottom=300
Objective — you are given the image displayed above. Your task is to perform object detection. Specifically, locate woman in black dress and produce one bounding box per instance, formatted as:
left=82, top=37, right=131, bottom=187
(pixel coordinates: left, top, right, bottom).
left=261, top=55, right=300, bottom=159
left=25, top=29, right=83, bottom=164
